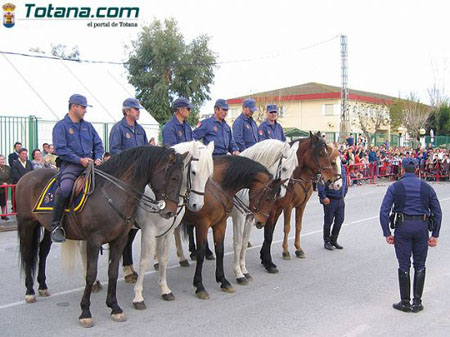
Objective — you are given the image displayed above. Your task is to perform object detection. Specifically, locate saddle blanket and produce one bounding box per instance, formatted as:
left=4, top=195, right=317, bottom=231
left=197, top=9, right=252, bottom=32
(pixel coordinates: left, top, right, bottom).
left=33, top=176, right=91, bottom=213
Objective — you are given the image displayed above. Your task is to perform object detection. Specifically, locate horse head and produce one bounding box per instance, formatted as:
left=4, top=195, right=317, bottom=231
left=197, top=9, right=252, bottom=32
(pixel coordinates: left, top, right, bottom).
left=268, top=141, right=299, bottom=198
left=185, top=141, right=214, bottom=212
left=150, top=149, right=188, bottom=219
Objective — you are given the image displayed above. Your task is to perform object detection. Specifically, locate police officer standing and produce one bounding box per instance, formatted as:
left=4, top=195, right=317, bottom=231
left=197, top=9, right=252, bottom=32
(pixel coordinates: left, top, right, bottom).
left=232, top=98, right=259, bottom=152
left=109, top=97, right=148, bottom=282
left=193, top=99, right=239, bottom=156
left=52, top=94, right=104, bottom=243
left=380, top=157, right=442, bottom=313
left=318, top=163, right=348, bottom=250
left=162, top=97, right=193, bottom=146
left=257, top=104, right=286, bottom=142
left=109, top=98, right=148, bottom=155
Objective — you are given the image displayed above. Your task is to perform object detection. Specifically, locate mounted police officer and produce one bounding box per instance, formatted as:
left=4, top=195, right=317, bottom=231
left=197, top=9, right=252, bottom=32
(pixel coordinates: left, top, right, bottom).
left=162, top=97, right=193, bottom=146
left=193, top=99, right=239, bottom=156
left=109, top=97, right=148, bottom=282
left=318, top=161, right=347, bottom=250
left=232, top=98, right=259, bottom=151
left=257, top=104, right=286, bottom=142
left=380, top=157, right=442, bottom=313
left=51, top=94, right=104, bottom=243
left=109, top=98, right=148, bottom=155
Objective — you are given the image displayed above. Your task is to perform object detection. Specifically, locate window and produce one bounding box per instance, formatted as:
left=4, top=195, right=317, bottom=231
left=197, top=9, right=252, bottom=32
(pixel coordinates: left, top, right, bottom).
left=324, top=104, right=334, bottom=116
left=279, top=105, right=285, bottom=118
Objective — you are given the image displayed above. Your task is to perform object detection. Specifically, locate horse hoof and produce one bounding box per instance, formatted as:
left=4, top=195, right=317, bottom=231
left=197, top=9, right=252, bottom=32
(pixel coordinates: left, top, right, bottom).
left=125, top=273, right=137, bottom=284
left=161, top=293, right=175, bottom=301
left=244, top=273, right=253, bottom=281
left=25, top=295, right=36, bottom=303
left=295, top=250, right=306, bottom=258
left=236, top=277, right=248, bottom=286
left=92, top=281, right=103, bottom=293
left=265, top=266, right=279, bottom=274
left=38, top=289, right=50, bottom=297
left=282, top=252, right=291, bottom=260
left=133, top=301, right=147, bottom=310
left=205, top=254, right=215, bottom=261
left=221, top=285, right=235, bottom=293
left=154, top=263, right=159, bottom=271
left=111, top=312, right=127, bottom=322
left=196, top=290, right=210, bottom=300
left=179, top=260, right=190, bottom=267
left=79, top=318, right=94, bottom=328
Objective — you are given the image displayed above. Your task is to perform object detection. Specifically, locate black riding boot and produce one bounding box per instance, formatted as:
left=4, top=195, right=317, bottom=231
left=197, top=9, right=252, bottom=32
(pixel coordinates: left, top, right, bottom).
left=393, top=268, right=411, bottom=312
left=411, top=268, right=425, bottom=313
left=50, top=192, right=68, bottom=243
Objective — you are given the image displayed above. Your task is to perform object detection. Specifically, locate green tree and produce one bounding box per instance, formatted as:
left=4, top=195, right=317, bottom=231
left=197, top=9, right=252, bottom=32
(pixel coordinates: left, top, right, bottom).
left=126, top=18, right=217, bottom=125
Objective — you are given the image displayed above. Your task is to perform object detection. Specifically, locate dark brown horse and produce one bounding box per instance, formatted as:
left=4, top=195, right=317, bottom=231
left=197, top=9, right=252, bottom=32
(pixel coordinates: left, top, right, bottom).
left=260, top=132, right=342, bottom=273
left=16, top=146, right=186, bottom=327
left=182, top=155, right=286, bottom=299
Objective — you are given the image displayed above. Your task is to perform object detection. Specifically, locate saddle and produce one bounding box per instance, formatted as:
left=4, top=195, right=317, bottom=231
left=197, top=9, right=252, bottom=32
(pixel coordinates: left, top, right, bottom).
left=33, top=171, right=93, bottom=214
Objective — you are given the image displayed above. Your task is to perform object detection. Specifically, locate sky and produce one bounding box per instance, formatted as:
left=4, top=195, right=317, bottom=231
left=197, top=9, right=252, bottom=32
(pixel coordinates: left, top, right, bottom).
left=1, top=0, right=449, bottom=116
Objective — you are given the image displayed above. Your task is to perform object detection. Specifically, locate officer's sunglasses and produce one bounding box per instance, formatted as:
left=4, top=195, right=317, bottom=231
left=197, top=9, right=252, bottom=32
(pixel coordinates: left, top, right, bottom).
left=268, top=111, right=278, bottom=114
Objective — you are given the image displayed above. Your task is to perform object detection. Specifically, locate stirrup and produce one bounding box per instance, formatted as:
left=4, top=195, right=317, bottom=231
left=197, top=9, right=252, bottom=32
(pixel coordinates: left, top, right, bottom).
left=51, top=226, right=66, bottom=243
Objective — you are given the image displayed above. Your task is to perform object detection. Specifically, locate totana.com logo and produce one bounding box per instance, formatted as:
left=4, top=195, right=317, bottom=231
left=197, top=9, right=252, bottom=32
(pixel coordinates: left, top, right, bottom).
left=3, top=3, right=15, bottom=28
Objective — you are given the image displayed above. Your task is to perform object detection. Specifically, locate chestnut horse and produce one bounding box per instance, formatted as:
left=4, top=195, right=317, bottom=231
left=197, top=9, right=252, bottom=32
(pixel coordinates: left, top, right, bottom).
left=260, top=132, right=342, bottom=273
left=182, top=155, right=286, bottom=299
left=16, top=146, right=186, bottom=327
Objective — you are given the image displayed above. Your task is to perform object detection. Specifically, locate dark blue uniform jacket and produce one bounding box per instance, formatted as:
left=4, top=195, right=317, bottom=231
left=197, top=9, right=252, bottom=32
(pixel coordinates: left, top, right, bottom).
left=109, top=117, right=148, bottom=155
left=318, top=165, right=348, bottom=200
left=257, top=120, right=286, bottom=142
left=193, top=116, right=238, bottom=156
left=162, top=115, right=193, bottom=146
left=232, top=113, right=258, bottom=151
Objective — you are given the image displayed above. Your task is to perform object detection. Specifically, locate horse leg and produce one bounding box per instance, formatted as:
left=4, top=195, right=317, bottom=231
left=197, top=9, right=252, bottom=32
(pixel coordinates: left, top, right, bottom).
left=240, top=219, right=253, bottom=281
left=260, top=209, right=282, bottom=274
left=213, top=220, right=234, bottom=293
left=157, top=235, right=175, bottom=301
left=123, top=228, right=139, bottom=283
left=132, top=225, right=154, bottom=310
left=79, top=241, right=100, bottom=328
left=174, top=226, right=189, bottom=267
left=294, top=203, right=308, bottom=258
left=19, top=221, right=40, bottom=303
left=37, top=229, right=52, bottom=297
left=80, top=241, right=102, bottom=293
left=232, top=211, right=247, bottom=285
left=106, top=237, right=128, bottom=323
left=193, top=225, right=209, bottom=299
left=282, top=206, right=293, bottom=260
left=187, top=224, right=197, bottom=260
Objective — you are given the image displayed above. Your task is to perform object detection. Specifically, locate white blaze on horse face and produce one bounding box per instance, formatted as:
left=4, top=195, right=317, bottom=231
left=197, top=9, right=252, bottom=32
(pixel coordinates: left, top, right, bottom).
left=276, top=142, right=299, bottom=198
left=331, top=155, right=343, bottom=190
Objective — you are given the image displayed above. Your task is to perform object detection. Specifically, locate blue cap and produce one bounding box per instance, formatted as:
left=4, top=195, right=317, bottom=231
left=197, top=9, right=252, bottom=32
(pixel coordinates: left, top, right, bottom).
left=173, top=97, right=192, bottom=110
left=267, top=104, right=278, bottom=113
left=123, top=98, right=144, bottom=109
left=214, top=99, right=229, bottom=110
left=69, top=94, right=92, bottom=107
left=243, top=98, right=257, bottom=112
left=402, top=157, right=417, bottom=169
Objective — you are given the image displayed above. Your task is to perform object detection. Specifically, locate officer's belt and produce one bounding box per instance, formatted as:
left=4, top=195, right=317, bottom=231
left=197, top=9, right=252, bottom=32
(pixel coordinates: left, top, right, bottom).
left=327, top=196, right=343, bottom=200
left=399, top=214, right=428, bottom=221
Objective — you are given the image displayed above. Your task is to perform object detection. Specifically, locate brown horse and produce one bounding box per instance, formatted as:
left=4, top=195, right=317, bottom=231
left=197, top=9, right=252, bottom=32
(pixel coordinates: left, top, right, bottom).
left=16, top=146, right=186, bottom=327
left=182, top=155, right=286, bottom=299
left=260, top=132, right=342, bottom=273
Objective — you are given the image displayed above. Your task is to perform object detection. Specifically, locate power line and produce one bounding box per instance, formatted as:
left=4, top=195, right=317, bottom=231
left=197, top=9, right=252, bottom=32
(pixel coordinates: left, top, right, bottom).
left=0, top=35, right=339, bottom=67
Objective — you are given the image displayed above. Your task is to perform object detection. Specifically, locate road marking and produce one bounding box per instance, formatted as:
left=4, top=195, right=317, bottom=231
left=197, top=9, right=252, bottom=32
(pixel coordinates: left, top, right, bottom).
left=343, top=324, right=371, bottom=337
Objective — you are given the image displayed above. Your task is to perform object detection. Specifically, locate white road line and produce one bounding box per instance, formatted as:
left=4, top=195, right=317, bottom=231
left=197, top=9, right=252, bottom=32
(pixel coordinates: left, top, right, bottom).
left=343, top=324, right=371, bottom=337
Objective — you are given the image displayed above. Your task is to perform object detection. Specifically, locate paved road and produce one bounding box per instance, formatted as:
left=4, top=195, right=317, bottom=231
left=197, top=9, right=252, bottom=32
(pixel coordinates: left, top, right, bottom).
left=1, top=181, right=450, bottom=337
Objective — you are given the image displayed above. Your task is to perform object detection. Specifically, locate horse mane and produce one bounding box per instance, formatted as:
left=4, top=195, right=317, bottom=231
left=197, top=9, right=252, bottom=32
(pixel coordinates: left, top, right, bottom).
left=172, top=141, right=214, bottom=177
left=98, top=146, right=174, bottom=182
left=240, top=139, right=286, bottom=168
left=215, top=155, right=272, bottom=190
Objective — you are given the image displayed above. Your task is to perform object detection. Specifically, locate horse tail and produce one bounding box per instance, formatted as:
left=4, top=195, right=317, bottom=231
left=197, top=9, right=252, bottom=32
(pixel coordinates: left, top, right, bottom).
left=18, top=221, right=41, bottom=278
left=61, top=239, right=81, bottom=274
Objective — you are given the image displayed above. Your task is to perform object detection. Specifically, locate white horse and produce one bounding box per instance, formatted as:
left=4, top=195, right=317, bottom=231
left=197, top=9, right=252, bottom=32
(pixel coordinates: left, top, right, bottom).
left=132, top=140, right=214, bottom=310
left=232, top=139, right=299, bottom=284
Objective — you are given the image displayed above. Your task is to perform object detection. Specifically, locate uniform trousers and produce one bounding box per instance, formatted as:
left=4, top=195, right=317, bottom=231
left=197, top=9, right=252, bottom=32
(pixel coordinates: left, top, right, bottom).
left=323, top=197, right=345, bottom=242
left=394, top=219, right=429, bottom=272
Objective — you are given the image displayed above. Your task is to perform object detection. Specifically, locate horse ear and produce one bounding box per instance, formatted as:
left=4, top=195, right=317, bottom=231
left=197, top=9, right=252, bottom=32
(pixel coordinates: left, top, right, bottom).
left=290, top=141, right=299, bottom=154
left=309, top=131, right=313, bottom=138
left=282, top=143, right=290, bottom=158
left=207, top=141, right=215, bottom=153
left=181, top=151, right=190, bottom=161
left=168, top=151, right=176, bottom=162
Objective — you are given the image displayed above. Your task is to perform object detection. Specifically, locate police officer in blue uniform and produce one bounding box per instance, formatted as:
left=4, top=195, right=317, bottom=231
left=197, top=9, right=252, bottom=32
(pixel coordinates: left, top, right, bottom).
left=318, top=162, right=348, bottom=250
left=232, top=98, right=259, bottom=151
left=109, top=98, right=148, bottom=281
left=380, top=157, right=442, bottom=313
left=162, top=97, right=193, bottom=146
left=51, top=94, right=104, bottom=242
left=193, top=99, right=239, bottom=156
left=257, top=104, right=286, bottom=142
left=109, top=98, right=148, bottom=155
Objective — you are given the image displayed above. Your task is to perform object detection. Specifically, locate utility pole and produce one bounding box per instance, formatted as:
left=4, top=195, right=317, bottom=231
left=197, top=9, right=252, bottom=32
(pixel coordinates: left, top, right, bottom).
left=340, top=35, right=350, bottom=141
